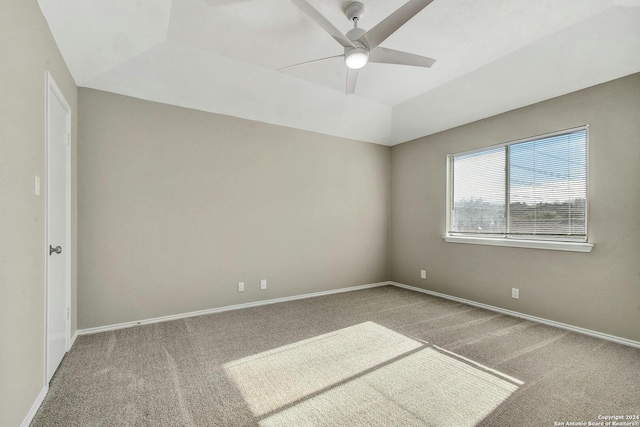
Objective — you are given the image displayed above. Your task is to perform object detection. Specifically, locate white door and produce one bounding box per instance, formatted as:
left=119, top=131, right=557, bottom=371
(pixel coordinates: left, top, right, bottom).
left=46, top=72, right=70, bottom=384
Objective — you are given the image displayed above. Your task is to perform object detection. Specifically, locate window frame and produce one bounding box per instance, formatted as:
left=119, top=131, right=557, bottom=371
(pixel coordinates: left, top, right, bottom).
left=444, top=126, right=594, bottom=253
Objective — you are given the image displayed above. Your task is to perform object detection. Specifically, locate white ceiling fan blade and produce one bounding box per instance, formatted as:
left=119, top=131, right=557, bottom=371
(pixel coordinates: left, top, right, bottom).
left=346, top=68, right=359, bottom=94
left=369, top=47, right=435, bottom=68
left=291, top=0, right=355, bottom=49
left=278, top=55, right=343, bottom=72
left=359, top=0, right=435, bottom=50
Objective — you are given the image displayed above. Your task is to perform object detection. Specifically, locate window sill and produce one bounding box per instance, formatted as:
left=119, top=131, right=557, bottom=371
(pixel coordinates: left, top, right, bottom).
left=443, top=236, right=594, bottom=252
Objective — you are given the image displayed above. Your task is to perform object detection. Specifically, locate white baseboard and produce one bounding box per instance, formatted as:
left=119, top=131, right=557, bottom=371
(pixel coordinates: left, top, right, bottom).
left=74, top=280, right=640, bottom=349
left=70, top=330, right=78, bottom=349
left=390, top=281, right=640, bottom=349
left=21, top=385, right=48, bottom=427
left=76, top=281, right=389, bottom=336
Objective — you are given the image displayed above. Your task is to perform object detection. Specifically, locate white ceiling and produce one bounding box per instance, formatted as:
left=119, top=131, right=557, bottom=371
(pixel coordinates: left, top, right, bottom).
left=38, top=0, right=640, bottom=145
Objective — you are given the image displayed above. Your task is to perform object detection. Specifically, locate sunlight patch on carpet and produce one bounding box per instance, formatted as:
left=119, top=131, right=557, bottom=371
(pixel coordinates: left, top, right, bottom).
left=224, top=321, right=520, bottom=426
left=224, top=322, right=422, bottom=416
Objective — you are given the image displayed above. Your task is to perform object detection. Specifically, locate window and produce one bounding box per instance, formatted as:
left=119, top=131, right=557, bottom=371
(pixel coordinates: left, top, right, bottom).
left=445, top=127, right=592, bottom=252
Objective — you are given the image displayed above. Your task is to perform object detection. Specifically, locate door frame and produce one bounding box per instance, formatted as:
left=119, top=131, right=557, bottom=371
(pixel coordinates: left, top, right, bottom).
left=45, top=71, right=72, bottom=383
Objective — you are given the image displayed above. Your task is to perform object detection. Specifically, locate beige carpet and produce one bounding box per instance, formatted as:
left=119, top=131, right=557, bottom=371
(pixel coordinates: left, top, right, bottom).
left=32, top=286, right=640, bottom=426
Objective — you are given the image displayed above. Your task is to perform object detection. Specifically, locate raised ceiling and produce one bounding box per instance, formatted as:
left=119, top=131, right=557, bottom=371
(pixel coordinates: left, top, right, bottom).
left=38, top=0, right=640, bottom=145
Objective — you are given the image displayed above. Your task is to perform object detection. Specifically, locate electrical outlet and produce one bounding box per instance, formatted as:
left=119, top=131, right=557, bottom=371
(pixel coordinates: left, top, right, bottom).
left=420, top=270, right=426, bottom=279
left=511, top=288, right=519, bottom=299
left=238, top=282, right=244, bottom=292
left=260, top=279, right=267, bottom=290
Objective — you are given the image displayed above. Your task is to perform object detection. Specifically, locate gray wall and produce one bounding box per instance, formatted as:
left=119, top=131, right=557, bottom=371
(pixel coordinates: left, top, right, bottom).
left=78, top=89, right=390, bottom=329
left=0, top=1, right=78, bottom=425
left=390, top=73, right=640, bottom=342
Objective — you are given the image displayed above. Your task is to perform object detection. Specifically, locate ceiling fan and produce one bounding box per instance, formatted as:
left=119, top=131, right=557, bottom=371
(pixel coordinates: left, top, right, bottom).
left=281, top=0, right=436, bottom=95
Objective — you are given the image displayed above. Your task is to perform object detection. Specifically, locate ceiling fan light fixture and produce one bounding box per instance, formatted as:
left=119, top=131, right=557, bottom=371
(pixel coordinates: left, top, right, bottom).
left=345, top=47, right=369, bottom=69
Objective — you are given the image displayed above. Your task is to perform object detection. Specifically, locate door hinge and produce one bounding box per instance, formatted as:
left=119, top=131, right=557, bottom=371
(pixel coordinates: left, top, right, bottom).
left=67, top=307, right=70, bottom=320
left=66, top=133, right=71, bottom=145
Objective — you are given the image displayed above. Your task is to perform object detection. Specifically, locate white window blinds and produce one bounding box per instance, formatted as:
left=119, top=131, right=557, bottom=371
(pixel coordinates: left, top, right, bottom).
left=451, top=147, right=506, bottom=235
left=449, top=127, right=587, bottom=242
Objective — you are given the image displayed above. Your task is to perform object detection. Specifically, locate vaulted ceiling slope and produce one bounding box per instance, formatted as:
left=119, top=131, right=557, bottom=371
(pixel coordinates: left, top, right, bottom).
left=37, top=0, right=640, bottom=145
